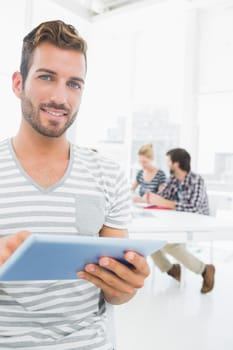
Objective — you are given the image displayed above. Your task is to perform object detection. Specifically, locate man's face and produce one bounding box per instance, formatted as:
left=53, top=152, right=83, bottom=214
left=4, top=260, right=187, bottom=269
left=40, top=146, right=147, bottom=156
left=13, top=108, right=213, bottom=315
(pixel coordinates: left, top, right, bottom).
left=13, top=42, right=86, bottom=138
left=167, top=155, right=176, bottom=175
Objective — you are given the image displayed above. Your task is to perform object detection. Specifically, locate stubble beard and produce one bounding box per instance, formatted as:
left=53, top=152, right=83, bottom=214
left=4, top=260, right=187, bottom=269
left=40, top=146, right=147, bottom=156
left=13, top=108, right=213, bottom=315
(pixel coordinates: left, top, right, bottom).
left=21, top=93, right=78, bottom=138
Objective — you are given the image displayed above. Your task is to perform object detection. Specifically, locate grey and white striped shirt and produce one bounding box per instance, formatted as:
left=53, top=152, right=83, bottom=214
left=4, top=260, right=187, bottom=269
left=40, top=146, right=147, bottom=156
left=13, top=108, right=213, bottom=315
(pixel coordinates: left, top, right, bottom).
left=0, top=138, right=131, bottom=350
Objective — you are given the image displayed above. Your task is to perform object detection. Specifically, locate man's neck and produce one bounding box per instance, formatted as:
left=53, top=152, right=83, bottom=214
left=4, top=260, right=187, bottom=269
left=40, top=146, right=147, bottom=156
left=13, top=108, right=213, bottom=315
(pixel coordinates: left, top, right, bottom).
left=175, top=169, right=188, bottom=182
left=145, top=165, right=157, bottom=172
left=12, top=129, right=70, bottom=162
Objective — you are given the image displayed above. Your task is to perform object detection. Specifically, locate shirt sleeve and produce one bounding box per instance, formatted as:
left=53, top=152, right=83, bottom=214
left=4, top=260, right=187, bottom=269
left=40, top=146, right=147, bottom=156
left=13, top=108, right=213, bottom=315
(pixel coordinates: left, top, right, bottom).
left=136, top=170, right=142, bottom=184
left=158, top=179, right=173, bottom=199
left=175, top=177, right=206, bottom=213
left=104, top=166, right=132, bottom=229
left=159, top=170, right=167, bottom=185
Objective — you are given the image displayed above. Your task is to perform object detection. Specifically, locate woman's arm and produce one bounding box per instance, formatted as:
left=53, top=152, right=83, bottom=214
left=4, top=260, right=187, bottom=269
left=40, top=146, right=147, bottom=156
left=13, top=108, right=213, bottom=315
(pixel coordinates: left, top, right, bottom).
left=131, top=180, right=139, bottom=192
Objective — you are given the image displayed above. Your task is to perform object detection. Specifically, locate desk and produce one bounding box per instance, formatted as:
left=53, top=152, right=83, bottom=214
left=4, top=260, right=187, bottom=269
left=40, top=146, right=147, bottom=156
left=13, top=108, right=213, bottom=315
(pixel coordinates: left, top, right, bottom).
left=129, top=208, right=233, bottom=242
left=129, top=208, right=233, bottom=281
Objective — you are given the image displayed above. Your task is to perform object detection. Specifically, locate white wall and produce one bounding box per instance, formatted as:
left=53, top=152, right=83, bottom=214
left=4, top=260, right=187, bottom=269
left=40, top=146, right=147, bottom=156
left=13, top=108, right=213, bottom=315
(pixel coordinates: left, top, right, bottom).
left=0, top=0, right=91, bottom=142
left=1, top=1, right=233, bottom=184
left=197, top=7, right=233, bottom=174
left=0, top=0, right=28, bottom=139
left=78, top=2, right=187, bottom=174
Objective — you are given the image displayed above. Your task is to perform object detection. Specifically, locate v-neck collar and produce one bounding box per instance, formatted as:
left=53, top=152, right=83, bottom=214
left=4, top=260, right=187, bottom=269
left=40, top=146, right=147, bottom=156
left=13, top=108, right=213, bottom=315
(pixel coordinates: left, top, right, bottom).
left=8, top=138, right=74, bottom=194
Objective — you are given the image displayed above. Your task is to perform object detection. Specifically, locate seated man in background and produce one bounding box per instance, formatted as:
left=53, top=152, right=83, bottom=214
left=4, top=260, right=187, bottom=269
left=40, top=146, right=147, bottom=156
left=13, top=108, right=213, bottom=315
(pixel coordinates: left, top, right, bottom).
left=147, top=148, right=215, bottom=294
left=131, top=143, right=166, bottom=202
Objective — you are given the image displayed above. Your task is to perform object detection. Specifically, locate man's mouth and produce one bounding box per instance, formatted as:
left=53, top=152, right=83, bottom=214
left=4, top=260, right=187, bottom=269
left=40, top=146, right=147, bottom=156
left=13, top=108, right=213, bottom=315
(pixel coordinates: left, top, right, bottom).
left=41, top=107, right=68, bottom=118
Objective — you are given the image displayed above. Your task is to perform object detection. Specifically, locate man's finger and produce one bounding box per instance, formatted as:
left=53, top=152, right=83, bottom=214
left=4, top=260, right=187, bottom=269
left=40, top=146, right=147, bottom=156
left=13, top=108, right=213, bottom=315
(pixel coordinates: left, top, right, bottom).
left=82, top=264, right=135, bottom=294
left=77, top=271, right=123, bottom=297
left=124, top=252, right=150, bottom=277
left=0, top=252, right=11, bottom=266
left=6, top=231, right=30, bottom=250
left=98, top=256, right=147, bottom=289
left=0, top=231, right=31, bottom=266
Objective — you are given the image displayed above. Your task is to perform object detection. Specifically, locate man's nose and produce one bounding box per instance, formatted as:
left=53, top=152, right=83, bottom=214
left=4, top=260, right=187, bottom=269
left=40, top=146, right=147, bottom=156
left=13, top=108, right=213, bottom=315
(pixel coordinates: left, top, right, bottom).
left=50, top=82, right=68, bottom=105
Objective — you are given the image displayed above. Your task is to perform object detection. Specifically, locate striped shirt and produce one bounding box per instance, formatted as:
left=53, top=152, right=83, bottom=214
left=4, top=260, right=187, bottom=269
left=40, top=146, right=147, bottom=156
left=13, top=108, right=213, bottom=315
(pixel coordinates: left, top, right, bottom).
left=136, top=169, right=166, bottom=196
left=0, top=138, right=131, bottom=350
left=159, top=171, right=209, bottom=215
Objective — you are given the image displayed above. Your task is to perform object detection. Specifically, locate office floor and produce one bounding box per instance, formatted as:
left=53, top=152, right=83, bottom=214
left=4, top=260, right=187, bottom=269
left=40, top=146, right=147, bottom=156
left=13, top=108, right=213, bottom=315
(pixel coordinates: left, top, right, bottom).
left=115, top=242, right=233, bottom=350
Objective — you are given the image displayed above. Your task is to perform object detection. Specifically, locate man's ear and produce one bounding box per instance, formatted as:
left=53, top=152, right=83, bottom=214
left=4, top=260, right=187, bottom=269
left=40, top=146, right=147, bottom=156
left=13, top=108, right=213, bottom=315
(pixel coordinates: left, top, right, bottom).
left=12, top=71, right=23, bottom=98
left=173, top=161, right=180, bottom=170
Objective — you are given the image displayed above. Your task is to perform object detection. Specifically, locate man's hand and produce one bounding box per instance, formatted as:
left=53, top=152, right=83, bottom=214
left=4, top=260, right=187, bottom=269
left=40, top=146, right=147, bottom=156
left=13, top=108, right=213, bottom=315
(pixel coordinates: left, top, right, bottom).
left=77, top=251, right=150, bottom=305
left=146, top=192, right=176, bottom=209
left=146, top=192, right=163, bottom=205
left=0, top=231, right=30, bottom=266
left=132, top=194, right=147, bottom=203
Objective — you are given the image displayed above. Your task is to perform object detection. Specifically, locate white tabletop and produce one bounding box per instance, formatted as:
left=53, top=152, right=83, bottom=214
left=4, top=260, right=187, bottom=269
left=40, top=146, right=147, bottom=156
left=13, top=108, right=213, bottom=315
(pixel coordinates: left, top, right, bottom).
left=129, top=207, right=233, bottom=241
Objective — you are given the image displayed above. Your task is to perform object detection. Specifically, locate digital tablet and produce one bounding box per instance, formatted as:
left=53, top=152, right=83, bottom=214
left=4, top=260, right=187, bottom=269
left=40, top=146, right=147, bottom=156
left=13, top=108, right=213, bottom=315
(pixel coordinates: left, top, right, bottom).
left=0, top=234, right=166, bottom=281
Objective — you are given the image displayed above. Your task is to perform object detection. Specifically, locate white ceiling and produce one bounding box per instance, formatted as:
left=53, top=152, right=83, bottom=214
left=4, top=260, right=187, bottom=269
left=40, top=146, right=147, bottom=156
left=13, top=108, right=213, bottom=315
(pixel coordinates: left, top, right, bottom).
left=52, top=0, right=165, bottom=20
left=80, top=0, right=149, bottom=14
left=52, top=0, right=233, bottom=21
left=69, top=0, right=161, bottom=15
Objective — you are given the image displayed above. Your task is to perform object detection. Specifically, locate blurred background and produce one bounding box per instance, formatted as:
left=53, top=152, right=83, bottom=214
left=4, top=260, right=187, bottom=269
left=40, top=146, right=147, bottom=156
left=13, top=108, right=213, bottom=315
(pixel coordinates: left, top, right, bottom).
left=0, top=0, right=233, bottom=213
left=1, top=2, right=233, bottom=349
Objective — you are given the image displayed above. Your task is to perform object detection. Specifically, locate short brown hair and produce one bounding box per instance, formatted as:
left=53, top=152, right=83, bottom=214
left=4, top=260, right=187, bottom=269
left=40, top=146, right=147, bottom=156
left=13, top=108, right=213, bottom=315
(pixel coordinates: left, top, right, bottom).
left=20, top=20, right=87, bottom=85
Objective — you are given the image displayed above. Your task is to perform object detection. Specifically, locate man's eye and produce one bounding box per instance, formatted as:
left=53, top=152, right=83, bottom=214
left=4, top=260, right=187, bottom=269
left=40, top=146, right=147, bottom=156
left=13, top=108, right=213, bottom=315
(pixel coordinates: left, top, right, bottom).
left=68, top=81, right=81, bottom=89
left=38, top=75, right=52, bottom=81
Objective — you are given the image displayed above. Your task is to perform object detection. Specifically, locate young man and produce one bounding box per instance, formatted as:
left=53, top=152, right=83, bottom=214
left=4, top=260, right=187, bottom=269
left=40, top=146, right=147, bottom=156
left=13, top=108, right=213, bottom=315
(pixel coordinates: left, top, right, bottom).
left=146, top=148, right=215, bottom=294
left=0, top=20, right=150, bottom=349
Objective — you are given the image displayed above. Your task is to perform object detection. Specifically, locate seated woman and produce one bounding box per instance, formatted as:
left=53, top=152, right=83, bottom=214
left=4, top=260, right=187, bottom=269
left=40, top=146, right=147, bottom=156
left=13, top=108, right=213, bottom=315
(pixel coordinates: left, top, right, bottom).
left=131, top=143, right=166, bottom=203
